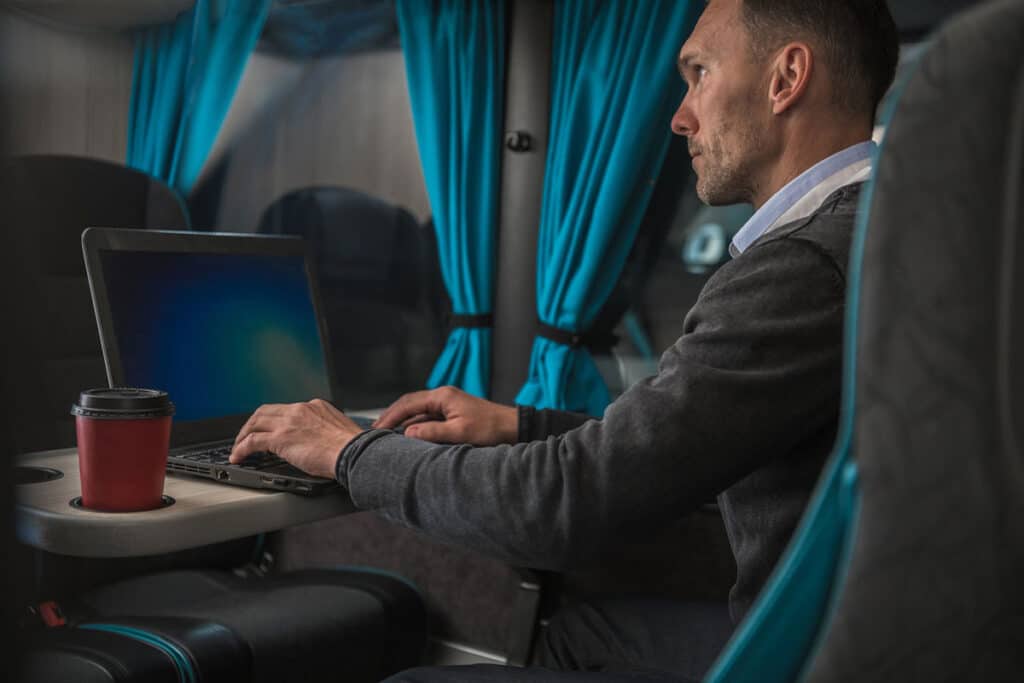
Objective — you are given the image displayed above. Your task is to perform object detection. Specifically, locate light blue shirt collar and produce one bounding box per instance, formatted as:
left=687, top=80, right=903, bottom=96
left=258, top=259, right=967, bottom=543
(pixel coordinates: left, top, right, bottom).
left=730, top=141, right=876, bottom=256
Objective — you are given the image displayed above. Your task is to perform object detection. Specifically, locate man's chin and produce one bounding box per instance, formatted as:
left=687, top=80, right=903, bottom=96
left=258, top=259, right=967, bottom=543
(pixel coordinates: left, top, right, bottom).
left=695, top=188, right=731, bottom=207
left=696, top=181, right=747, bottom=207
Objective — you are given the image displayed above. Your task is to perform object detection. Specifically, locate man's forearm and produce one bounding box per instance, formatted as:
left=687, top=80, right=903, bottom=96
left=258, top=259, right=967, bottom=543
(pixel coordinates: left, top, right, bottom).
left=336, top=426, right=614, bottom=569
left=517, top=405, right=593, bottom=442
left=335, top=238, right=846, bottom=570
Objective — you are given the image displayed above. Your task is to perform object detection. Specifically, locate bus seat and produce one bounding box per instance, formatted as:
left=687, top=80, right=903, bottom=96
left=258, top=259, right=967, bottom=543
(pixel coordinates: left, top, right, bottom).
left=20, top=616, right=251, bottom=682
left=3, top=153, right=248, bottom=646
left=803, top=0, right=1024, bottom=678
left=63, top=568, right=425, bottom=683
left=258, top=186, right=446, bottom=407
left=3, top=156, right=428, bottom=682
left=4, top=154, right=191, bottom=456
left=707, top=1, right=1024, bottom=681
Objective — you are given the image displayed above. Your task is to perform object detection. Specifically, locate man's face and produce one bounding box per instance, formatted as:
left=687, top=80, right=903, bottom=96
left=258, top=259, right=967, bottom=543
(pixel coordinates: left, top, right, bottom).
left=672, top=0, right=773, bottom=206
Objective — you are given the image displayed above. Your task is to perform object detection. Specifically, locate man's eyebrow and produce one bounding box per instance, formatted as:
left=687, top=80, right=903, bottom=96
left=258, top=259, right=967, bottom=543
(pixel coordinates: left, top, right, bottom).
left=677, top=51, right=701, bottom=76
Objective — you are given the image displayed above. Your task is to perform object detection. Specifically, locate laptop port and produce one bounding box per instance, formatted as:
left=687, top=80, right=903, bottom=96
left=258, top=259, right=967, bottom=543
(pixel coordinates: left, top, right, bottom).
left=216, top=470, right=229, bottom=480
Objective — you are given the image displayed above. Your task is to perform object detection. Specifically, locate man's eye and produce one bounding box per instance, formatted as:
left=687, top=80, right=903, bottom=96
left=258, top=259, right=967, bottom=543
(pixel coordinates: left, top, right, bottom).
left=697, top=66, right=708, bottom=80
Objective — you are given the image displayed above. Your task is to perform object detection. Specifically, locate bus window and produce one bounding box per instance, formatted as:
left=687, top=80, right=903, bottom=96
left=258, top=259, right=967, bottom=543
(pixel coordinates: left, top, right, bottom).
left=192, top=25, right=444, bottom=409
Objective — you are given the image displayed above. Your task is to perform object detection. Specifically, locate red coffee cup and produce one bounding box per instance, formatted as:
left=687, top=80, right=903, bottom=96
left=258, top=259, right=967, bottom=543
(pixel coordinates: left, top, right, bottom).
left=71, top=388, right=175, bottom=512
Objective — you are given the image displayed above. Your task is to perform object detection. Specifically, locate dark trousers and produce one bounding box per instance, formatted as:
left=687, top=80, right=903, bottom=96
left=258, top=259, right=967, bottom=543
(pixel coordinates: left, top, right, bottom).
left=385, top=599, right=734, bottom=683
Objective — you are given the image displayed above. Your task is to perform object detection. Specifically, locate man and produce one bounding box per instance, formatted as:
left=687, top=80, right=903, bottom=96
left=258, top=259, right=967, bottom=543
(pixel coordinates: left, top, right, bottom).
left=230, top=0, right=898, bottom=679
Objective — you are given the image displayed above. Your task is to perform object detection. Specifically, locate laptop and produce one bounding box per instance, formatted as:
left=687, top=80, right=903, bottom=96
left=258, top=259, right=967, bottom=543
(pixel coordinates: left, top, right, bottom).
left=81, top=227, right=371, bottom=496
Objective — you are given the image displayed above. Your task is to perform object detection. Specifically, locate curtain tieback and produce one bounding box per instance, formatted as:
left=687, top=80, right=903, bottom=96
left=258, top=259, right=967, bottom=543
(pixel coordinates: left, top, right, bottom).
left=536, top=321, right=618, bottom=350
left=447, top=313, right=494, bottom=329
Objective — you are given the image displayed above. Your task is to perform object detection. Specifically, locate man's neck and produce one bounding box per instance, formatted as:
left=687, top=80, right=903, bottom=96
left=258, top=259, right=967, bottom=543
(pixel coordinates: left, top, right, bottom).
left=753, top=123, right=873, bottom=209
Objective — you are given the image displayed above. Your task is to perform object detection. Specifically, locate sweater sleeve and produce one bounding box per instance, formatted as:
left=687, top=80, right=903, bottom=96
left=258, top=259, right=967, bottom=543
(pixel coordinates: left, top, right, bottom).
left=517, top=405, right=592, bottom=441
left=336, top=237, right=845, bottom=569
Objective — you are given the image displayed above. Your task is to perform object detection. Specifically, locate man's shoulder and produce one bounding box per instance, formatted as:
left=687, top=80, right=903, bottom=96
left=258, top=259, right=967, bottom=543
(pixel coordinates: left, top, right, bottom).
left=753, top=181, right=864, bottom=280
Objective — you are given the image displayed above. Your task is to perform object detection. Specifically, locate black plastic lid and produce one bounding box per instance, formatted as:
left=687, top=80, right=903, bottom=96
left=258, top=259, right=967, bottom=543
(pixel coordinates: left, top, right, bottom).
left=71, top=388, right=175, bottom=419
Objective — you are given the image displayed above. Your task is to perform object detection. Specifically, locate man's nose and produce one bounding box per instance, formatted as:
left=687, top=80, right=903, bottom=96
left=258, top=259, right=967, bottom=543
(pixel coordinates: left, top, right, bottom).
left=671, top=99, right=697, bottom=137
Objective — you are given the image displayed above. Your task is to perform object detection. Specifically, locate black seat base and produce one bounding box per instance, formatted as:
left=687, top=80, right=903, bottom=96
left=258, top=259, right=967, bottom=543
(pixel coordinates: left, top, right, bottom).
left=60, top=568, right=427, bottom=683
left=20, top=615, right=248, bottom=683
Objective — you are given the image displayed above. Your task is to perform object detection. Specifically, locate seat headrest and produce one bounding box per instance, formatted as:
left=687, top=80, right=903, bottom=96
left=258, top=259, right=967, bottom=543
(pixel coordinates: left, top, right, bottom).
left=3, top=155, right=188, bottom=276
left=257, top=186, right=420, bottom=282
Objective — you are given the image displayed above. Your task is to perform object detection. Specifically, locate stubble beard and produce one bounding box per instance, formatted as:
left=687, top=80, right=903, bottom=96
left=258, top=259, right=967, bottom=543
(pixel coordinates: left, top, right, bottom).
left=694, top=124, right=763, bottom=206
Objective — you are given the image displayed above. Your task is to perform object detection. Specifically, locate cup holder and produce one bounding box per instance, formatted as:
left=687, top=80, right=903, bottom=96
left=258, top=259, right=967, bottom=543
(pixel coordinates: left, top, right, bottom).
left=69, top=495, right=175, bottom=512
left=14, top=466, right=64, bottom=485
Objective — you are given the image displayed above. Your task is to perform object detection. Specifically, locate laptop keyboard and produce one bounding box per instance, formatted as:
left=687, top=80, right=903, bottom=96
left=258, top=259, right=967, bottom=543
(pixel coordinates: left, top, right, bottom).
left=176, top=445, right=292, bottom=471
left=172, top=415, right=376, bottom=477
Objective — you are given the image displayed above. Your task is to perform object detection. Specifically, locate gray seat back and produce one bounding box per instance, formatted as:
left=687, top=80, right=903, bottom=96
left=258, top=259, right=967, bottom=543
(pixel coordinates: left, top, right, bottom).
left=806, top=2, right=1024, bottom=680
left=1, top=155, right=189, bottom=455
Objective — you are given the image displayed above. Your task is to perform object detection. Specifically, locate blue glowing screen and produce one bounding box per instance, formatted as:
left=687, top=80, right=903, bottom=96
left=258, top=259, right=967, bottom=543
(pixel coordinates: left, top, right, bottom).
left=100, top=250, right=332, bottom=421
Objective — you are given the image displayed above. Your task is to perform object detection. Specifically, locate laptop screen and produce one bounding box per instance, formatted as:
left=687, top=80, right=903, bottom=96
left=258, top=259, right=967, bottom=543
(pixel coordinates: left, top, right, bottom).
left=98, top=249, right=332, bottom=424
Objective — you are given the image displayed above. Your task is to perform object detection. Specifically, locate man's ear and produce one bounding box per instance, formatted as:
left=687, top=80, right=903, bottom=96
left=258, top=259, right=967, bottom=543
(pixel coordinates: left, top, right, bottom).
left=768, top=42, right=813, bottom=115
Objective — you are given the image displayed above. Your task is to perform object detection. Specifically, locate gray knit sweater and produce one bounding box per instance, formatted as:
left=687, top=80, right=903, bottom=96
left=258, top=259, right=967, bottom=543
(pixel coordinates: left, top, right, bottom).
left=337, top=183, right=861, bottom=622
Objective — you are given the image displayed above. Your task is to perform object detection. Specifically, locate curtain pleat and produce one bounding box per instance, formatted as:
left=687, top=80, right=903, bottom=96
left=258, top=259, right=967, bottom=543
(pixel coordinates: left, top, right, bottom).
left=396, top=0, right=505, bottom=398
left=516, top=0, right=699, bottom=415
left=128, top=0, right=270, bottom=197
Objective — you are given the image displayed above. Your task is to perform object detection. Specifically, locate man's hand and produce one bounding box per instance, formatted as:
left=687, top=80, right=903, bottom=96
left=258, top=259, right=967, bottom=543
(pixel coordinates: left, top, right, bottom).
left=229, top=399, right=365, bottom=479
left=373, top=386, right=517, bottom=446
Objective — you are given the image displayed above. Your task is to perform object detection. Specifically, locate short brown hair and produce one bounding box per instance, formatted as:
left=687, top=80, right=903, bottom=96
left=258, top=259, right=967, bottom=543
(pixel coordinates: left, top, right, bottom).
left=739, top=0, right=899, bottom=118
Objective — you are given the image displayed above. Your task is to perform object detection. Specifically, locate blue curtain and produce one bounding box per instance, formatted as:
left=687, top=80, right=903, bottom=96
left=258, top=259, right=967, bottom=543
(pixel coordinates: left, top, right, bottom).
left=396, top=0, right=505, bottom=398
left=515, top=0, right=700, bottom=415
left=128, top=0, right=271, bottom=196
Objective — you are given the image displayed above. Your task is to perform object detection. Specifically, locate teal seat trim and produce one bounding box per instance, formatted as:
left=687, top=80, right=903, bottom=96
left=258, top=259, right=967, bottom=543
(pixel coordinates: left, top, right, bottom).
left=703, top=439, right=862, bottom=683
left=79, top=623, right=197, bottom=683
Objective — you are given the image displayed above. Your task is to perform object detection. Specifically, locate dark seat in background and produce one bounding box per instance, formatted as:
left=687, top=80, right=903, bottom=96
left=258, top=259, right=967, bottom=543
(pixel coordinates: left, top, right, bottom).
left=5, top=155, right=190, bottom=455
left=3, top=155, right=427, bottom=682
left=258, top=186, right=446, bottom=408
